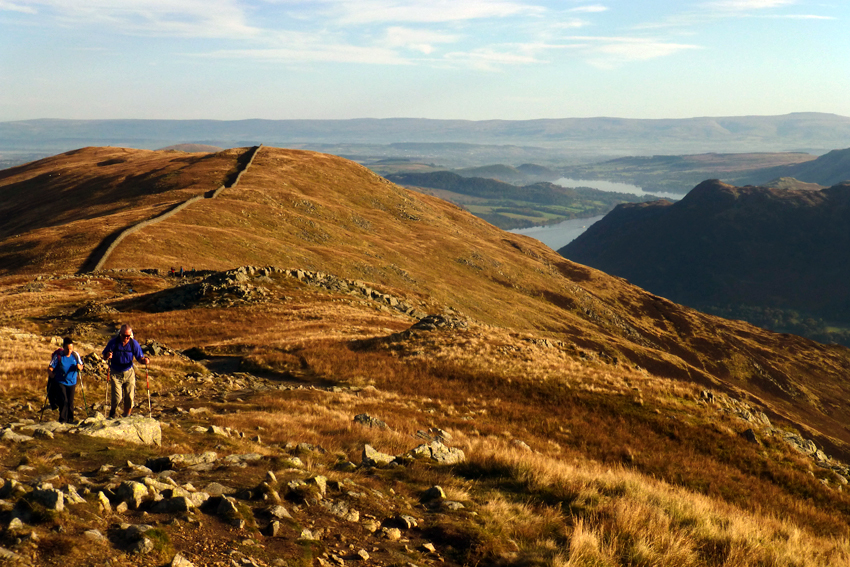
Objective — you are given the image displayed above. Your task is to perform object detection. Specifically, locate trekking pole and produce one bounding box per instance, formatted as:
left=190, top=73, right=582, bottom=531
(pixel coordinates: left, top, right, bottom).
left=145, top=362, right=152, bottom=418
left=105, top=365, right=110, bottom=414
left=79, top=366, right=89, bottom=418
left=39, top=380, right=50, bottom=423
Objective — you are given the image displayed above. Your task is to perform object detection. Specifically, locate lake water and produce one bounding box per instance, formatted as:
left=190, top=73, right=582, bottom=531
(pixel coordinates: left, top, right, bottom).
left=510, top=215, right=605, bottom=251
left=508, top=178, right=681, bottom=250
left=555, top=177, right=682, bottom=200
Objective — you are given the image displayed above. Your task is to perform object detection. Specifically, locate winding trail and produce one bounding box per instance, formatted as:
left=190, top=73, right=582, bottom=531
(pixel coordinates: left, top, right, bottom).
left=81, top=145, right=262, bottom=274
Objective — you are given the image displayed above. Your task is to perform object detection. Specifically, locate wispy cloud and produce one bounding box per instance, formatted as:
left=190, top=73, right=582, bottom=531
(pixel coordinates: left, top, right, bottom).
left=568, top=4, right=608, bottom=14
left=308, top=0, right=544, bottom=25
left=564, top=36, right=701, bottom=68
left=0, top=1, right=36, bottom=13
left=384, top=26, right=459, bottom=54
left=704, top=0, right=796, bottom=9
left=4, top=0, right=259, bottom=38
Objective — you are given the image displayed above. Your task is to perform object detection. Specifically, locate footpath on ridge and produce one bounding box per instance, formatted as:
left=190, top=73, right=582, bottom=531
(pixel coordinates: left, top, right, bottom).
left=79, top=145, right=262, bottom=274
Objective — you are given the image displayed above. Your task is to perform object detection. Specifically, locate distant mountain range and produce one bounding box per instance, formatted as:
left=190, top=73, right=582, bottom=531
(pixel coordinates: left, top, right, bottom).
left=3, top=113, right=850, bottom=158
left=560, top=180, right=850, bottom=344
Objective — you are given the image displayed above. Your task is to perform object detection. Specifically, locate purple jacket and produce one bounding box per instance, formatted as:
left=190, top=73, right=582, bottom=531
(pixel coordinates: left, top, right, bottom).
left=102, top=336, right=145, bottom=372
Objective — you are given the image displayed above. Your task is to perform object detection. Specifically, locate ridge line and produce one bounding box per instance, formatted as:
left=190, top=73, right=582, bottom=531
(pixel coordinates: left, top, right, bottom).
left=79, top=145, right=262, bottom=274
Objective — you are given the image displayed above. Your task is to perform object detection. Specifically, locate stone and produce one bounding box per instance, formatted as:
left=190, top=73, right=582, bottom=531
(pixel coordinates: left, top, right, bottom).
left=217, top=496, right=240, bottom=519
left=428, top=441, right=466, bottom=465
left=422, top=543, right=437, bottom=553
left=382, top=527, right=402, bottom=541
left=443, top=501, right=465, bottom=510
left=266, top=520, right=282, bottom=537
left=65, top=485, right=86, bottom=505
left=362, top=519, right=380, bottom=533
left=116, top=502, right=129, bottom=514
left=353, top=414, right=388, bottom=429
left=0, top=547, right=25, bottom=563
left=334, top=461, right=357, bottom=472
left=223, top=453, right=263, bottom=465
left=208, top=425, right=228, bottom=436
left=742, top=429, right=759, bottom=444
left=30, top=487, right=64, bottom=512
left=131, top=537, right=155, bottom=554
left=362, top=445, right=395, bottom=468
left=172, top=552, right=196, bottom=567
left=356, top=549, right=370, bottom=561
left=7, top=518, right=24, bottom=531
left=97, top=491, right=112, bottom=512
left=1, top=429, right=33, bottom=443
left=268, top=505, right=292, bottom=519
left=84, top=529, right=107, bottom=543
left=152, top=496, right=194, bottom=513
left=78, top=416, right=162, bottom=446
left=116, top=481, right=148, bottom=509
left=33, top=428, right=55, bottom=440
left=204, top=482, right=235, bottom=497
left=306, top=476, right=327, bottom=496
left=396, top=515, right=418, bottom=529
left=422, top=486, right=446, bottom=501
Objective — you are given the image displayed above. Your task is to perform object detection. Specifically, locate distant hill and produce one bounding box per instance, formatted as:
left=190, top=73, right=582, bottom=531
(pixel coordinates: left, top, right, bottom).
left=386, top=170, right=654, bottom=229
left=556, top=152, right=817, bottom=195
left=453, top=163, right=559, bottom=185
left=3, top=113, right=850, bottom=156
left=742, top=147, right=850, bottom=186
left=158, top=143, right=224, bottom=152
left=560, top=180, right=850, bottom=344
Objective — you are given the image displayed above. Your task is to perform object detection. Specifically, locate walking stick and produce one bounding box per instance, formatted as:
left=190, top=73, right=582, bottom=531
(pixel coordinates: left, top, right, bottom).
left=105, top=365, right=111, bottom=414
left=78, top=366, right=89, bottom=418
left=39, top=380, right=51, bottom=423
left=145, top=362, right=152, bottom=418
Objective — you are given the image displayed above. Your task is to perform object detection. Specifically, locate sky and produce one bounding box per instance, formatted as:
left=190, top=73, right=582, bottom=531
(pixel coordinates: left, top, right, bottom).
left=1, top=0, right=848, bottom=121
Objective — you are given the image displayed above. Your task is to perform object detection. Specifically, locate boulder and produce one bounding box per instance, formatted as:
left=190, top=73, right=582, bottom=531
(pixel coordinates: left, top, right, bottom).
left=29, top=486, right=64, bottom=512
left=78, top=417, right=162, bottom=446
left=353, top=414, right=388, bottom=429
left=362, top=445, right=395, bottom=467
left=115, top=481, right=148, bottom=509
left=1, top=429, right=33, bottom=443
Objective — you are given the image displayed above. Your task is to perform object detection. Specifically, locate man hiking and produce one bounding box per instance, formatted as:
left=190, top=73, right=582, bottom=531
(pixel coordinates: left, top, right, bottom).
left=102, top=324, right=149, bottom=418
left=47, top=337, right=84, bottom=423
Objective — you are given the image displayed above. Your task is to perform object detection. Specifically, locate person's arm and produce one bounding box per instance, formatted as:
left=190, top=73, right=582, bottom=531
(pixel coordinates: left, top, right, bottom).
left=132, top=340, right=150, bottom=365
left=102, top=338, right=114, bottom=360
left=47, top=351, right=59, bottom=378
left=73, top=351, right=84, bottom=371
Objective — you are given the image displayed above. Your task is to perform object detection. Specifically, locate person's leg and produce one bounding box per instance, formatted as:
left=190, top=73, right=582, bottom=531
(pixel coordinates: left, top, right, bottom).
left=66, top=384, right=76, bottom=423
left=123, top=367, right=136, bottom=416
left=110, top=371, right=124, bottom=418
left=57, top=384, right=70, bottom=423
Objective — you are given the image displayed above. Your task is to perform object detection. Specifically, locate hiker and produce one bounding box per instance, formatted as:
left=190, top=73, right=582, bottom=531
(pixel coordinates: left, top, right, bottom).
left=180, top=266, right=184, bottom=278
left=102, top=324, right=150, bottom=418
left=47, top=337, right=84, bottom=423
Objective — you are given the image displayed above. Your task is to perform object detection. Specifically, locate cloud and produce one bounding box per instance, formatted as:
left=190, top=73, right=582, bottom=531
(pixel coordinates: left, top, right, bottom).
left=564, top=36, right=701, bottom=67
left=0, top=1, right=36, bottom=13
left=205, top=44, right=411, bottom=65
left=568, top=4, right=608, bottom=14
left=703, top=0, right=795, bottom=10
left=384, top=26, right=459, bottom=54
left=296, top=0, right=545, bottom=25
left=443, top=47, right=542, bottom=70
left=5, top=0, right=259, bottom=38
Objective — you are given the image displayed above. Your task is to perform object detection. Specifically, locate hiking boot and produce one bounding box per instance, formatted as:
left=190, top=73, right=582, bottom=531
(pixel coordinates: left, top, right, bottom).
left=122, top=409, right=132, bottom=418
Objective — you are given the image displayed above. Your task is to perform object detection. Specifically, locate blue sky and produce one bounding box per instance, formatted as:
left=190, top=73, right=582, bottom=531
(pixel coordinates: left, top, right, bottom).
left=1, top=0, right=847, bottom=120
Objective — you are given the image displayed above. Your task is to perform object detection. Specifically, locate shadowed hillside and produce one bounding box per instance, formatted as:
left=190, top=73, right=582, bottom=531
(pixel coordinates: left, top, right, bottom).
left=4, top=148, right=850, bottom=566
left=561, top=179, right=850, bottom=345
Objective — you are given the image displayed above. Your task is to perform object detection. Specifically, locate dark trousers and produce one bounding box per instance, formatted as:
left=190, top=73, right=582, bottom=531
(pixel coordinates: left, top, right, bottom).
left=56, top=383, right=76, bottom=423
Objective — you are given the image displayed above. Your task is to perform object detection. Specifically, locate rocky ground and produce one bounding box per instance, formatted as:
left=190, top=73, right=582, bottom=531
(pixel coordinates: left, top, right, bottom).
left=0, top=354, right=474, bottom=567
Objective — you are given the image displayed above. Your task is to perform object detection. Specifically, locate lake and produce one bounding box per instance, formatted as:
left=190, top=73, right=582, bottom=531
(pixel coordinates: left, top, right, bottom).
left=555, top=177, right=682, bottom=200
left=508, top=178, right=681, bottom=250
left=509, top=215, right=605, bottom=251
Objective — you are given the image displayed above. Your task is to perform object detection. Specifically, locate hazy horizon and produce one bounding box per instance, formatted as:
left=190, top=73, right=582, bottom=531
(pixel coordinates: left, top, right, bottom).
left=2, top=1, right=848, bottom=122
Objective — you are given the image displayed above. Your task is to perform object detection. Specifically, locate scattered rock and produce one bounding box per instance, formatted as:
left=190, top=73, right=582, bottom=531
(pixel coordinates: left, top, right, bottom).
left=362, top=445, right=395, bottom=468
left=78, top=417, right=162, bottom=446
left=171, top=552, right=196, bottom=567
left=353, top=414, right=388, bottom=429
left=422, top=486, right=446, bottom=501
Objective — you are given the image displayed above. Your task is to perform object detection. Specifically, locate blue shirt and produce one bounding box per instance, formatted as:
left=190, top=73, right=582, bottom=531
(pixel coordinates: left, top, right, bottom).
left=102, top=336, right=145, bottom=372
left=50, top=351, right=82, bottom=386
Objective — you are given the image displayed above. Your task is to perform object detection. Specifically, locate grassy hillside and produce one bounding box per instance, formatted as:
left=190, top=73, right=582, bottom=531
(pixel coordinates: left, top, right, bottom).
left=3, top=147, right=850, bottom=566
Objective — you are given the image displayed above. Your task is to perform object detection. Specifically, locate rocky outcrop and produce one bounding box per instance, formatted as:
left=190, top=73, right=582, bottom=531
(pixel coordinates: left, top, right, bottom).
left=77, top=416, right=162, bottom=446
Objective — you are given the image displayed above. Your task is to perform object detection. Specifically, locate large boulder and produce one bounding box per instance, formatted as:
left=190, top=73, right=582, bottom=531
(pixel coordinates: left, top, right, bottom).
left=78, top=416, right=162, bottom=446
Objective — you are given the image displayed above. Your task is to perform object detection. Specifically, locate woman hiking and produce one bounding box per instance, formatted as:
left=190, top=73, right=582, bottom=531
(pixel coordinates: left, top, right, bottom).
left=47, top=337, right=84, bottom=423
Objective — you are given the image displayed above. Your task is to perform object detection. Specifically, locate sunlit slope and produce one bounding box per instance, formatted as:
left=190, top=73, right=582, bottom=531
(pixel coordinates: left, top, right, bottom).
left=100, top=148, right=850, bottom=458
left=0, top=146, right=242, bottom=274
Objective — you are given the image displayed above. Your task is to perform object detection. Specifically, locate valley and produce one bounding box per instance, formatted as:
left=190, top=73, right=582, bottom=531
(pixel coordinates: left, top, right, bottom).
left=3, top=146, right=850, bottom=566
